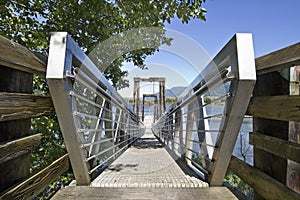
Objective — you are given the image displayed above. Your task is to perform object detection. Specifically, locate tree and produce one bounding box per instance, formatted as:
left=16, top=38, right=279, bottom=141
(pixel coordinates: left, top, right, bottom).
left=1, top=0, right=207, bottom=88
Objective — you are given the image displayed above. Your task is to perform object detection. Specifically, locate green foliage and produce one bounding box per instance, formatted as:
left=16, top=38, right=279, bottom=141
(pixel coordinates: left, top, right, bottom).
left=203, top=96, right=212, bottom=104
left=1, top=0, right=207, bottom=88
left=30, top=115, right=66, bottom=174
left=224, top=171, right=254, bottom=199
left=166, top=97, right=176, bottom=104
left=203, top=96, right=226, bottom=106
left=33, top=74, right=49, bottom=95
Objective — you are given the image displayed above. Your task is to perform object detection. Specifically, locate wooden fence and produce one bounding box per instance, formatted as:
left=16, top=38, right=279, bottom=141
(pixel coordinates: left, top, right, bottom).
left=0, top=35, right=70, bottom=199
left=229, top=42, right=300, bottom=200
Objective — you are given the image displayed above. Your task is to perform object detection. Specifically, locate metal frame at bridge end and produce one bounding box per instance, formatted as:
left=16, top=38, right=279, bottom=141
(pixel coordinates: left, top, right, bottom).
left=207, top=33, right=256, bottom=186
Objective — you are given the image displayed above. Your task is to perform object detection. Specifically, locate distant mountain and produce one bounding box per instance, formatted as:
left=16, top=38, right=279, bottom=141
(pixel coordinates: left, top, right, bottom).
left=166, top=86, right=187, bottom=97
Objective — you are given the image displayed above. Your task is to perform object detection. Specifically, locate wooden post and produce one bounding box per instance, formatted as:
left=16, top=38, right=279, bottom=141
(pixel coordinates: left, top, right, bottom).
left=253, top=70, right=289, bottom=199
left=0, top=66, right=33, bottom=192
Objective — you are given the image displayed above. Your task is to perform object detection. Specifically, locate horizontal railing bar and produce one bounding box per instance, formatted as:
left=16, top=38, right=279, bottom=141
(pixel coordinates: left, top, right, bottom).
left=85, top=135, right=139, bottom=162
left=73, top=67, right=123, bottom=106
left=203, top=93, right=231, bottom=107
left=167, top=129, right=220, bottom=133
left=191, top=160, right=210, bottom=175
left=75, top=102, right=128, bottom=119
left=186, top=139, right=217, bottom=148
left=187, top=147, right=199, bottom=155
left=159, top=69, right=233, bottom=120
left=81, top=134, right=129, bottom=148
left=73, top=112, right=140, bottom=127
left=70, top=99, right=128, bottom=121
left=184, top=155, right=210, bottom=175
left=169, top=141, right=214, bottom=164
left=73, top=112, right=115, bottom=122
left=77, top=127, right=139, bottom=133
left=69, top=91, right=104, bottom=110
left=73, top=71, right=137, bottom=120
left=88, top=135, right=140, bottom=174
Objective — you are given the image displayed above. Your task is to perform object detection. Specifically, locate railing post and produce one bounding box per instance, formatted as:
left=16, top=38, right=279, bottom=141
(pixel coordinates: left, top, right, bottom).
left=170, top=114, right=175, bottom=151
left=47, top=32, right=91, bottom=185
left=113, top=109, right=122, bottom=158
left=174, top=109, right=182, bottom=155
left=104, top=101, right=114, bottom=160
left=195, top=97, right=210, bottom=169
left=207, top=34, right=256, bottom=186
left=185, top=100, right=195, bottom=165
left=89, top=99, right=106, bottom=158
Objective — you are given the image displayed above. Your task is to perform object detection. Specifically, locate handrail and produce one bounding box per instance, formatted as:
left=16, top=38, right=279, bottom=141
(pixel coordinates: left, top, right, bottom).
left=152, top=33, right=256, bottom=186
left=46, top=32, right=144, bottom=185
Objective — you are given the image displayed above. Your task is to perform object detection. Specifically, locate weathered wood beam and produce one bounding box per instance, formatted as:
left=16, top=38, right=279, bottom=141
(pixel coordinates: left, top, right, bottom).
left=246, top=95, right=300, bottom=122
left=255, top=42, right=300, bottom=75
left=0, top=154, right=70, bottom=200
left=0, top=35, right=46, bottom=74
left=0, top=92, right=54, bottom=122
left=0, top=134, right=41, bottom=163
left=249, top=132, right=300, bottom=163
left=229, top=156, right=300, bottom=200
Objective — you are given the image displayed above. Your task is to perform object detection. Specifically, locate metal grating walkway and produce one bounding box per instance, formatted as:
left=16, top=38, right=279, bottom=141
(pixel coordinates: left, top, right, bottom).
left=91, top=130, right=208, bottom=188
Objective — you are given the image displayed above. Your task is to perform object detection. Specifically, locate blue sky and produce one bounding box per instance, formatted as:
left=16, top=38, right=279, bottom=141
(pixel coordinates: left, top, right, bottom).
left=166, top=0, right=300, bottom=57
left=119, top=0, right=300, bottom=97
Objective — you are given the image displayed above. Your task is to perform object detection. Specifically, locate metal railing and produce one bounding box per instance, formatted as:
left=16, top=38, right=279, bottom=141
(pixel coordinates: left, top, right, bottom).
left=152, top=33, right=256, bottom=186
left=46, top=32, right=144, bottom=185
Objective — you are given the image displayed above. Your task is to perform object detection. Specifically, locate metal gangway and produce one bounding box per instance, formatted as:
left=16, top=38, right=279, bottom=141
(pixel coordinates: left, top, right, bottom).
left=46, top=32, right=256, bottom=199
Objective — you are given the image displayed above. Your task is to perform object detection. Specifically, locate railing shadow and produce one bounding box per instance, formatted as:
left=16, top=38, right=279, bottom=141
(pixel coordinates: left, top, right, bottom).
left=132, top=137, right=164, bottom=149
left=107, top=164, right=139, bottom=172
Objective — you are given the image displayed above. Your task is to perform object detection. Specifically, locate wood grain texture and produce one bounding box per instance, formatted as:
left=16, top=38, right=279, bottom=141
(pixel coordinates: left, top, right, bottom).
left=255, top=42, right=300, bottom=74
left=247, top=95, right=300, bottom=122
left=0, top=134, right=41, bottom=163
left=0, top=154, right=70, bottom=200
left=250, top=132, right=300, bottom=163
left=0, top=35, right=46, bottom=74
left=0, top=92, right=54, bottom=122
left=52, top=187, right=237, bottom=200
left=0, top=63, right=33, bottom=192
left=229, top=156, right=300, bottom=200
left=252, top=71, right=289, bottom=198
